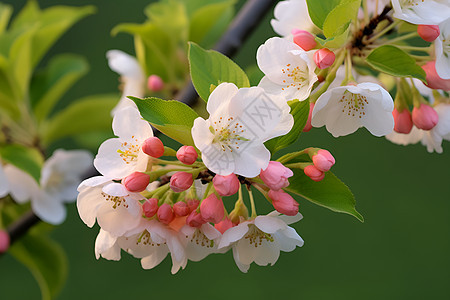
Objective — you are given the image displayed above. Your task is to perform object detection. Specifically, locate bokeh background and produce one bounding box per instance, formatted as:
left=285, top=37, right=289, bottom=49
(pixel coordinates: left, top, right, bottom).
left=1, top=1, right=449, bottom=299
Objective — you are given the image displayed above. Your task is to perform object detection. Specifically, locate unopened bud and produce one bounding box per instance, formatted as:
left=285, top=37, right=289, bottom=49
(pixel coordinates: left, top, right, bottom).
left=186, top=210, right=206, bottom=228
left=213, top=174, right=240, bottom=196
left=176, top=145, right=198, bottom=165
left=303, top=102, right=314, bottom=132
left=312, top=149, right=335, bottom=172
left=393, top=107, right=413, bottom=134
left=417, top=25, right=440, bottom=42
left=157, top=203, right=175, bottom=224
left=314, top=48, right=335, bottom=69
left=173, top=201, right=190, bottom=217
left=122, top=172, right=150, bottom=192
left=187, top=199, right=200, bottom=212
left=260, top=161, right=293, bottom=191
left=200, top=194, right=225, bottom=224
left=147, top=75, right=164, bottom=92
left=292, top=29, right=317, bottom=51
left=268, top=190, right=299, bottom=216
left=142, top=137, right=165, bottom=158
left=412, top=103, right=439, bottom=130
left=422, top=61, right=450, bottom=91
left=170, top=172, right=193, bottom=193
left=214, top=218, right=233, bottom=234
left=0, top=230, right=10, bottom=253
left=304, top=165, right=325, bottom=182
left=143, top=198, right=159, bottom=218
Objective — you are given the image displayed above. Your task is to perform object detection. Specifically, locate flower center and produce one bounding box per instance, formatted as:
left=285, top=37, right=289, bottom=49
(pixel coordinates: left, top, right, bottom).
left=244, top=225, right=274, bottom=248
left=400, top=0, right=425, bottom=8
left=189, top=230, right=214, bottom=248
left=136, top=230, right=163, bottom=246
left=281, top=63, right=308, bottom=91
left=210, top=116, right=248, bottom=153
left=101, top=192, right=128, bottom=209
left=339, top=91, right=368, bottom=118
left=117, top=136, right=140, bottom=164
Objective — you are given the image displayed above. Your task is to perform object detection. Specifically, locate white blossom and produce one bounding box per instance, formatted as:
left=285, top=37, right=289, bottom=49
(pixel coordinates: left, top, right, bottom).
left=179, top=223, right=224, bottom=262
left=270, top=0, right=316, bottom=37
left=191, top=83, right=294, bottom=177
left=257, top=37, right=318, bottom=101
left=0, top=164, right=9, bottom=198
left=311, top=82, right=394, bottom=137
left=391, top=0, right=450, bottom=25
left=435, top=18, right=450, bottom=80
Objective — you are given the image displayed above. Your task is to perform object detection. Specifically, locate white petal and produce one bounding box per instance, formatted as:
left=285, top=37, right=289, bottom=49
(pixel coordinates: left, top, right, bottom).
left=218, top=222, right=250, bottom=248
left=386, top=126, right=424, bottom=146
left=4, top=165, right=39, bottom=204
left=112, top=106, right=153, bottom=141
left=0, top=165, right=9, bottom=198
left=31, top=191, right=67, bottom=225
left=77, top=183, right=106, bottom=227
left=96, top=203, right=141, bottom=237
left=232, top=246, right=250, bottom=273
left=254, top=215, right=287, bottom=233
left=94, top=138, right=134, bottom=179
left=192, top=118, right=215, bottom=151
left=271, top=0, right=315, bottom=36
left=95, top=229, right=121, bottom=260
left=274, top=226, right=304, bottom=252
left=141, top=248, right=169, bottom=269
left=207, top=82, right=238, bottom=114
left=107, top=50, right=145, bottom=79
left=233, top=144, right=271, bottom=178
left=102, top=182, right=129, bottom=197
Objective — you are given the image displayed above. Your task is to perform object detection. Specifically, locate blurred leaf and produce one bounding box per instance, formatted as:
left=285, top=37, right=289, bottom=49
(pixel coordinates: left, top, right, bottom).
left=189, top=0, right=235, bottom=48
left=265, top=100, right=309, bottom=154
left=10, top=0, right=40, bottom=30
left=9, top=233, right=68, bottom=300
left=31, top=54, right=89, bottom=121
left=366, top=45, right=427, bottom=82
left=245, top=64, right=264, bottom=86
left=306, top=0, right=341, bottom=29
left=0, top=3, right=12, bottom=34
left=286, top=169, right=363, bottom=222
left=0, top=144, right=43, bottom=183
left=130, top=96, right=199, bottom=146
left=188, top=42, right=249, bottom=102
left=41, top=94, right=117, bottom=145
left=144, top=0, right=188, bottom=42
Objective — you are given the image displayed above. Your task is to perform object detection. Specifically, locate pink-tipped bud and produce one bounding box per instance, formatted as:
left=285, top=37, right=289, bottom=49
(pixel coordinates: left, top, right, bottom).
left=186, top=210, right=206, bottom=228
left=187, top=199, right=200, bottom=212
left=173, top=202, right=190, bottom=217
left=215, top=218, right=233, bottom=234
left=122, top=172, right=150, bottom=192
left=143, top=198, right=159, bottom=218
left=176, top=145, right=198, bottom=165
left=304, top=165, right=325, bottom=182
left=422, top=61, right=450, bottom=91
left=142, top=137, right=165, bottom=158
left=314, top=48, right=335, bottom=69
left=200, top=194, right=224, bottom=224
left=303, top=102, right=314, bottom=132
left=417, top=25, right=440, bottom=42
left=170, top=172, right=193, bottom=193
left=157, top=203, right=175, bottom=224
left=212, top=174, right=240, bottom=196
left=0, top=230, right=10, bottom=253
left=312, top=149, right=335, bottom=172
left=268, top=190, right=299, bottom=216
left=412, top=103, right=439, bottom=130
left=292, top=29, right=317, bottom=51
left=393, top=108, right=413, bottom=134
left=147, top=75, right=164, bottom=92
left=260, top=161, right=293, bottom=191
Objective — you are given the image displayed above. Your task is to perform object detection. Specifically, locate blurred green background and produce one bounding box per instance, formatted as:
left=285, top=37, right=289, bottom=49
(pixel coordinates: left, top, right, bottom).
left=1, top=1, right=449, bottom=299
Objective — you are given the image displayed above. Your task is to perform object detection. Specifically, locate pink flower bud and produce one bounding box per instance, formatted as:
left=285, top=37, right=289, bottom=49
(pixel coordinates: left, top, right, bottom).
left=212, top=174, right=240, bottom=196
left=187, top=199, right=200, bottom=212
left=173, top=201, right=190, bottom=217
left=312, top=149, right=335, bottom=172
left=292, top=29, right=317, bottom=51
left=412, top=103, right=439, bottom=130
left=304, top=165, right=325, bottom=182
left=393, top=108, right=413, bottom=134
left=147, top=75, right=164, bottom=92
left=303, top=102, right=314, bottom=132
left=186, top=210, right=206, bottom=228
left=314, top=48, right=335, bottom=69
left=143, top=198, right=159, bottom=218
left=268, top=190, right=299, bottom=216
left=122, top=172, right=150, bottom=192
left=157, top=203, right=175, bottom=224
left=214, top=218, right=233, bottom=234
left=176, top=145, right=198, bottom=165
left=142, top=137, right=165, bottom=158
left=422, top=61, right=450, bottom=91
left=170, top=172, right=193, bottom=193
left=0, top=230, right=10, bottom=253
left=260, top=161, right=293, bottom=190
left=200, top=194, right=225, bottom=224
left=417, top=25, right=440, bottom=42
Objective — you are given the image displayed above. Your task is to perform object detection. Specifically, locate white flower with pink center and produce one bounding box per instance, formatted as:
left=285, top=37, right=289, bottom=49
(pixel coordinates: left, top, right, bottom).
left=257, top=37, right=317, bottom=102
left=191, top=82, right=294, bottom=177
left=391, top=0, right=450, bottom=25
left=218, top=211, right=304, bottom=273
left=311, top=82, right=394, bottom=137
left=94, top=106, right=153, bottom=180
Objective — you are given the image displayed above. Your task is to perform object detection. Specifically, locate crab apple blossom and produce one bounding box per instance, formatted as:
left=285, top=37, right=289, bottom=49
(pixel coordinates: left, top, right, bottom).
left=422, top=61, right=450, bottom=91
left=218, top=211, right=304, bottom=273
left=95, top=229, right=122, bottom=261
left=170, top=172, right=194, bottom=192
left=94, top=106, right=153, bottom=180
left=417, top=25, right=440, bottom=42
left=312, top=149, right=335, bottom=172
left=304, top=165, right=325, bottom=182
left=386, top=126, right=425, bottom=146
left=257, top=37, right=318, bottom=101
left=435, top=18, right=450, bottom=79
left=106, top=50, right=145, bottom=115
left=412, top=103, right=439, bottom=130
left=268, top=190, right=299, bottom=216
left=420, top=103, right=450, bottom=153
left=176, top=145, right=198, bottom=165
left=213, top=174, right=240, bottom=196
left=270, top=0, right=316, bottom=37
left=0, top=165, right=9, bottom=198
left=260, top=161, right=293, bottom=191
left=314, top=48, right=335, bottom=69
left=292, top=29, right=317, bottom=51
left=393, top=108, right=414, bottom=134
left=311, top=83, right=395, bottom=137
left=191, top=82, right=293, bottom=177
left=179, top=224, right=223, bottom=263
left=200, top=194, right=225, bottom=223
left=391, top=0, right=450, bottom=25
left=147, top=74, right=164, bottom=91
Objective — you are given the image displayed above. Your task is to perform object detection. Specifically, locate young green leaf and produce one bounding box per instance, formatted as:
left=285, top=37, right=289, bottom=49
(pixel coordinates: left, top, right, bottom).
left=188, top=42, right=249, bottom=102
left=323, top=0, right=361, bottom=38
left=0, top=144, right=44, bottom=183
left=306, top=0, right=341, bottom=29
left=285, top=169, right=364, bottom=222
left=0, top=3, right=12, bottom=34
left=9, top=233, right=68, bottom=300
left=265, top=100, right=310, bottom=154
left=366, top=45, right=427, bottom=82
left=129, top=96, right=200, bottom=146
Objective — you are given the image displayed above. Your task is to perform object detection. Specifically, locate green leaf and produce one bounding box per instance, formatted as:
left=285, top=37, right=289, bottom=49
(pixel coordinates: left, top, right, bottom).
left=0, top=3, right=13, bottom=34
left=323, top=0, right=361, bottom=38
left=286, top=169, right=363, bottom=222
left=188, top=42, right=249, bottom=102
left=265, top=100, right=310, bottom=154
left=9, top=233, right=68, bottom=300
left=366, top=45, right=427, bottom=82
left=41, top=94, right=118, bottom=145
left=316, top=22, right=351, bottom=48
left=144, top=0, right=188, bottom=42
left=0, top=144, right=44, bottom=183
left=130, top=96, right=199, bottom=146
left=306, top=0, right=341, bottom=29
left=31, top=54, right=89, bottom=121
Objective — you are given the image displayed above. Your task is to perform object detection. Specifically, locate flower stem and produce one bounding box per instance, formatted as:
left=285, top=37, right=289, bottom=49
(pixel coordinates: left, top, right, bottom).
left=277, top=148, right=312, bottom=164
left=247, top=187, right=257, bottom=218
left=366, top=19, right=401, bottom=44
left=383, top=31, right=418, bottom=45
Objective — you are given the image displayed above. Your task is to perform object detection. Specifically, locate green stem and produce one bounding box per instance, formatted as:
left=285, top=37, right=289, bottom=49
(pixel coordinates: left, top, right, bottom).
left=285, top=162, right=312, bottom=169
left=383, top=32, right=418, bottom=45
left=277, top=148, right=312, bottom=164
left=247, top=187, right=257, bottom=218
left=395, top=45, right=430, bottom=52
left=366, top=19, right=401, bottom=44
left=362, top=0, right=369, bottom=25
